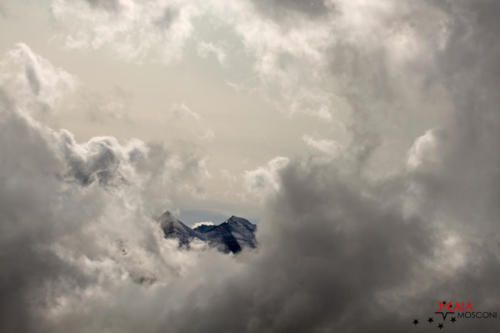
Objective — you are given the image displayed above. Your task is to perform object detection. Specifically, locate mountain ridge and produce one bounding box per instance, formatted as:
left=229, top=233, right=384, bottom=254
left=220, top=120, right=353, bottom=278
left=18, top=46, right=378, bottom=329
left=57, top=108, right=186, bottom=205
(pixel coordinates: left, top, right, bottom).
left=158, top=211, right=257, bottom=253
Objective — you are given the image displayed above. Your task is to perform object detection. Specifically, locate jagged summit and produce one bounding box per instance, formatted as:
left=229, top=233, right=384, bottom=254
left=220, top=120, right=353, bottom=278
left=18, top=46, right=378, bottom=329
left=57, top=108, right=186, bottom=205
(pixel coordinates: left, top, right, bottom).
left=158, top=211, right=257, bottom=253
left=157, top=211, right=198, bottom=246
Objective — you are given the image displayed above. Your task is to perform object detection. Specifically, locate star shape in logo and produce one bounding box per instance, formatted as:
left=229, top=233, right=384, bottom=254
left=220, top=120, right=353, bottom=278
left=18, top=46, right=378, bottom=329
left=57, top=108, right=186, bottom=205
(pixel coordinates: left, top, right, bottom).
left=413, top=319, right=419, bottom=325
left=428, top=317, right=434, bottom=323
left=438, top=323, right=444, bottom=329
left=450, top=317, right=456, bottom=323
left=436, top=300, right=454, bottom=320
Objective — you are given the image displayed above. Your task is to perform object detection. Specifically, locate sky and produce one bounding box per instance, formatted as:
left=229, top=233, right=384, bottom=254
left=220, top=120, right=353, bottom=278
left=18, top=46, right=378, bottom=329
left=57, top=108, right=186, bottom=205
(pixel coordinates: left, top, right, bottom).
left=1, top=0, right=500, bottom=332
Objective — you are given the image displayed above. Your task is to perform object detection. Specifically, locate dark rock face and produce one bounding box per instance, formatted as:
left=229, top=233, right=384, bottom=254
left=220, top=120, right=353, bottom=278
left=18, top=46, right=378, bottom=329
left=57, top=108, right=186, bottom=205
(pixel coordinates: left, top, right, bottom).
left=192, top=224, right=215, bottom=233
left=158, top=212, right=257, bottom=253
left=197, top=216, right=257, bottom=253
left=158, top=211, right=199, bottom=246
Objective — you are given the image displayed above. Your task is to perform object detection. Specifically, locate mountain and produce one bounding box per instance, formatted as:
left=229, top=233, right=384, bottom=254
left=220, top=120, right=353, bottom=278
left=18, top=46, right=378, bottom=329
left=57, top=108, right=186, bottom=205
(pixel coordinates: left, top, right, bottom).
left=158, top=212, right=257, bottom=254
left=194, top=216, right=257, bottom=253
left=158, top=211, right=199, bottom=246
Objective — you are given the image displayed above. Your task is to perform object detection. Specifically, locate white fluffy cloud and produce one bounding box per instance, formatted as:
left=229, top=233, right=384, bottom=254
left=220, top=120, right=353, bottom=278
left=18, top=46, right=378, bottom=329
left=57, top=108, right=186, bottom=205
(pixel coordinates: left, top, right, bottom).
left=192, top=221, right=215, bottom=228
left=0, top=43, right=76, bottom=113
left=302, top=134, right=341, bottom=156
left=51, top=0, right=199, bottom=63
left=244, top=156, right=289, bottom=198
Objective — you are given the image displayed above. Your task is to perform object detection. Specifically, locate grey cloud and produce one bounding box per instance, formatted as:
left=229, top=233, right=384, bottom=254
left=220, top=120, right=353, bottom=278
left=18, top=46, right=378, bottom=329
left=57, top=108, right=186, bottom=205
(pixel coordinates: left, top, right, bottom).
left=0, top=98, right=217, bottom=332
left=0, top=88, right=13, bottom=111
left=0, top=43, right=76, bottom=114
left=0, top=60, right=215, bottom=331
left=154, top=7, right=178, bottom=30
left=84, top=0, right=121, bottom=11
left=251, top=0, right=330, bottom=19
left=52, top=1, right=196, bottom=63
left=157, top=1, right=500, bottom=332
left=59, top=132, right=145, bottom=186
left=2, top=0, right=500, bottom=332
left=0, top=4, right=7, bottom=18
left=0, top=107, right=92, bottom=333
left=25, top=65, right=40, bottom=96
left=182, top=164, right=435, bottom=333
left=409, top=0, right=500, bottom=232
left=77, top=86, right=133, bottom=124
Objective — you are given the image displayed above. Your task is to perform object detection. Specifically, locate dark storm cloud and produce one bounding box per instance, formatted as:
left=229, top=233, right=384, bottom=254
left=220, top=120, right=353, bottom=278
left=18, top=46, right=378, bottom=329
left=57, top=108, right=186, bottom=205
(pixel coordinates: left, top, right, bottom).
left=0, top=95, right=214, bottom=332
left=0, top=106, right=92, bottom=333
left=159, top=164, right=435, bottom=333
left=153, top=0, right=500, bottom=323
left=407, top=0, right=500, bottom=236
left=402, top=2, right=500, bottom=320
left=157, top=1, right=500, bottom=331
left=0, top=49, right=214, bottom=332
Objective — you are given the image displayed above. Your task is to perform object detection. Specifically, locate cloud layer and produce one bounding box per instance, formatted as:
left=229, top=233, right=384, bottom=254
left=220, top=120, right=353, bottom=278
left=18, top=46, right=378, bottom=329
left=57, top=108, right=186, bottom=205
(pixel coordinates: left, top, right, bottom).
left=1, top=0, right=500, bottom=332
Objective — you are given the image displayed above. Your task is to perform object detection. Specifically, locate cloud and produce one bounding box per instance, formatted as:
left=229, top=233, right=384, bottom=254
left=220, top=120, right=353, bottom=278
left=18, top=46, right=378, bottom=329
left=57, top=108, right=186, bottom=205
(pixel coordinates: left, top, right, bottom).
left=49, top=0, right=337, bottom=120
left=251, top=0, right=330, bottom=19
left=0, top=44, right=222, bottom=332
left=197, top=41, right=227, bottom=65
left=150, top=1, right=500, bottom=327
left=192, top=221, right=215, bottom=229
left=76, top=85, right=134, bottom=123
left=46, top=0, right=443, bottom=124
left=0, top=43, right=76, bottom=113
left=51, top=0, right=199, bottom=62
left=2, top=1, right=500, bottom=332
left=0, top=4, right=7, bottom=18
left=244, top=156, right=289, bottom=198
left=161, top=103, right=216, bottom=144
left=84, top=0, right=121, bottom=11
left=302, top=134, right=341, bottom=156
left=168, top=102, right=201, bottom=121
left=57, top=131, right=149, bottom=186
